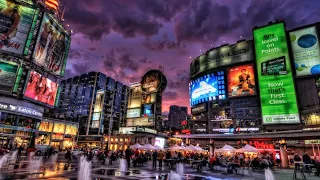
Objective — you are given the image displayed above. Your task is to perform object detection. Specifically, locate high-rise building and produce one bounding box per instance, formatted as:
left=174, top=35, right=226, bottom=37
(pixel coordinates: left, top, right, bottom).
left=168, top=105, right=188, bottom=129
left=54, top=72, right=129, bottom=147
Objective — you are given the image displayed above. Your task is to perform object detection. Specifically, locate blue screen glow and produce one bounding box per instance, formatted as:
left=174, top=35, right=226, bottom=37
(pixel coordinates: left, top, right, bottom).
left=190, top=72, right=225, bottom=106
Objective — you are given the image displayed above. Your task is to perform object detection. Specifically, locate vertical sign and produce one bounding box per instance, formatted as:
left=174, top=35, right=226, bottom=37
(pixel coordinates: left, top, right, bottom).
left=253, top=22, right=300, bottom=124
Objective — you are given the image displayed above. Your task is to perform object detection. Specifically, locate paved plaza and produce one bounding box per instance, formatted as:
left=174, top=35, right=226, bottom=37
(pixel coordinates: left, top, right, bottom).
left=0, top=153, right=319, bottom=180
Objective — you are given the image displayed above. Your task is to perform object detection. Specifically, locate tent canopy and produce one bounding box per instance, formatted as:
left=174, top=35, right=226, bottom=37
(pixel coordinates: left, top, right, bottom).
left=195, top=145, right=205, bottom=151
left=154, top=145, right=164, bottom=150
left=215, top=145, right=236, bottom=153
left=236, top=144, right=259, bottom=153
left=141, top=144, right=156, bottom=150
left=184, top=145, right=197, bottom=151
left=167, top=144, right=184, bottom=150
left=130, top=143, right=142, bottom=150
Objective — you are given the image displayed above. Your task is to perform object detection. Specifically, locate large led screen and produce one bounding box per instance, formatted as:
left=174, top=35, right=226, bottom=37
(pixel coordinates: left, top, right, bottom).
left=253, top=22, right=300, bottom=124
left=0, top=61, right=18, bottom=93
left=141, top=104, right=155, bottom=117
left=33, top=13, right=70, bottom=76
left=189, top=72, right=225, bottom=106
left=227, top=64, right=256, bottom=97
left=290, top=26, right=320, bottom=76
left=0, top=0, right=36, bottom=55
left=24, top=71, right=59, bottom=106
left=128, top=85, right=142, bottom=108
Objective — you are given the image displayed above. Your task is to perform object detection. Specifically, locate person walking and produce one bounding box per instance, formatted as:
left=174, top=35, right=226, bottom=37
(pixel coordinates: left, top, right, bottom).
left=152, top=150, right=158, bottom=169
left=125, top=148, right=132, bottom=168
left=158, top=150, right=164, bottom=169
left=65, top=149, right=72, bottom=165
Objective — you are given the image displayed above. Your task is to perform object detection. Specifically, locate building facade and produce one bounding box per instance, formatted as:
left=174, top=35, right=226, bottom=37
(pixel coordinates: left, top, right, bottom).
left=168, top=105, right=188, bottom=129
left=54, top=72, right=129, bottom=148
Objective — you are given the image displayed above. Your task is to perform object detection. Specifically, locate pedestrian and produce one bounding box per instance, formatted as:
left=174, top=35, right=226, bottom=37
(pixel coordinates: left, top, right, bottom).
left=158, top=150, right=164, bottom=169
left=17, top=145, right=24, bottom=161
left=125, top=148, right=132, bottom=168
left=65, top=149, right=72, bottom=164
left=152, top=150, right=158, bottom=169
left=87, top=151, right=93, bottom=162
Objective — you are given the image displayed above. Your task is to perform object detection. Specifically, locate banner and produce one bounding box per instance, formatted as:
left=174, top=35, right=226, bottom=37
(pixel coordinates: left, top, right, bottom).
left=126, top=108, right=141, bottom=118
left=227, top=64, right=256, bottom=97
left=190, top=41, right=253, bottom=78
left=0, top=0, right=36, bottom=55
left=24, top=71, right=59, bottom=106
left=0, top=61, right=18, bottom=93
left=290, top=26, right=320, bottom=76
left=253, top=22, right=300, bottom=124
left=33, top=13, right=70, bottom=76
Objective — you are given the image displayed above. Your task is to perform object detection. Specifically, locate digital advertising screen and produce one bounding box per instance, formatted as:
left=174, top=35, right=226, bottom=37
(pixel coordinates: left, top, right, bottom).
left=0, top=0, right=36, bottom=56
left=53, top=123, right=65, bottom=134
left=0, top=61, right=18, bottom=93
left=142, top=104, right=155, bottom=117
left=141, top=93, right=156, bottom=104
left=253, top=22, right=300, bottom=124
left=33, top=13, right=70, bottom=76
left=189, top=71, right=225, bottom=106
left=126, top=108, right=141, bottom=118
left=141, top=70, right=161, bottom=93
left=128, top=84, right=142, bottom=108
left=65, top=125, right=77, bottom=135
left=227, top=64, right=256, bottom=97
left=24, top=71, right=59, bottom=106
left=38, top=121, right=53, bottom=132
left=290, top=26, right=320, bottom=76
left=154, top=137, right=165, bottom=148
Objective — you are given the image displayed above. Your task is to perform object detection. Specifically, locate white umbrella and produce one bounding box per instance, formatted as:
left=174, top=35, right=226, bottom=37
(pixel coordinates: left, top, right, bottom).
left=236, top=144, right=259, bottom=153
left=184, top=145, right=197, bottom=151
left=214, top=145, right=236, bottom=153
left=141, top=144, right=156, bottom=150
left=166, top=144, right=184, bottom=150
left=130, top=143, right=142, bottom=150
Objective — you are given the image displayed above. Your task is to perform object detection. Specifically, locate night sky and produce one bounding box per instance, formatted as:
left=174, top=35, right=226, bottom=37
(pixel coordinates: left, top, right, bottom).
left=61, top=0, right=320, bottom=114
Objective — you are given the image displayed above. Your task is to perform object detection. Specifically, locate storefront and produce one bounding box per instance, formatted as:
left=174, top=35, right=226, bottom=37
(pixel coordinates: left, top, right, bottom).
left=36, top=118, right=78, bottom=150
left=0, top=97, right=43, bottom=148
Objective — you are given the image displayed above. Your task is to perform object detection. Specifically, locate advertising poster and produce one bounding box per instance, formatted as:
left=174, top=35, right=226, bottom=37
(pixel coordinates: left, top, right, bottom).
left=24, top=71, right=59, bottom=106
left=190, top=41, right=253, bottom=78
left=141, top=93, right=156, bottom=104
left=128, top=85, right=142, bottom=108
left=65, top=125, right=77, bottom=135
left=0, top=0, right=36, bottom=55
left=53, top=123, right=65, bottom=133
left=253, top=22, right=300, bottom=124
left=227, top=64, right=256, bottom=97
left=142, top=104, right=155, bottom=117
left=126, top=108, right=141, bottom=118
left=189, top=72, right=225, bottom=106
left=126, top=117, right=154, bottom=126
left=33, top=13, right=70, bottom=76
left=38, top=121, right=53, bottom=132
left=0, top=61, right=18, bottom=93
left=290, top=26, right=320, bottom=76
left=141, top=70, right=161, bottom=93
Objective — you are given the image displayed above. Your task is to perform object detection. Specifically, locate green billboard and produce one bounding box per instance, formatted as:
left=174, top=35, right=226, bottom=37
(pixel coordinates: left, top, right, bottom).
left=253, top=22, right=300, bottom=124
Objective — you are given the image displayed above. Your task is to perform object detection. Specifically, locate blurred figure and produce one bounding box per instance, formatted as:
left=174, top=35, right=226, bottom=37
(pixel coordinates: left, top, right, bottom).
left=65, top=149, right=72, bottom=164
left=158, top=150, right=164, bottom=168
left=125, top=148, right=132, bottom=168
left=152, top=150, right=158, bottom=169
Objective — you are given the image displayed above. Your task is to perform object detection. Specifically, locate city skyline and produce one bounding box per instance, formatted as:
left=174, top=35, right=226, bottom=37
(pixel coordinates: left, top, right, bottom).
left=61, top=0, right=320, bottom=113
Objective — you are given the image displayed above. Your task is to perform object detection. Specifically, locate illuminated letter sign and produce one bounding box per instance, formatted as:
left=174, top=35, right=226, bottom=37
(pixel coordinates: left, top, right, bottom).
left=253, top=22, right=300, bottom=124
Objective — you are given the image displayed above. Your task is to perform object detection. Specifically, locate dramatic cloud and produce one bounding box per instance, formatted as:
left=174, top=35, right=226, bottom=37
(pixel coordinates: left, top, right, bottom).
left=62, top=0, right=320, bottom=113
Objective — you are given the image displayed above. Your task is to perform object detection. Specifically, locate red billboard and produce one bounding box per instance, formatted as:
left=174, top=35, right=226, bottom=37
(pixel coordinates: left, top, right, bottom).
left=227, top=64, right=256, bottom=97
left=24, top=71, right=58, bottom=106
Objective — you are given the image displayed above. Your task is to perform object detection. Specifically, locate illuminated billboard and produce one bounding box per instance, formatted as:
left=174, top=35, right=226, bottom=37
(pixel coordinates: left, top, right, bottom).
left=126, top=108, right=141, bottom=118
left=190, top=41, right=253, bottom=78
left=128, top=84, right=142, bottom=108
left=53, top=123, right=65, bottom=133
left=91, top=91, right=104, bottom=128
left=24, top=71, right=59, bottom=106
left=141, top=104, right=155, bottom=117
left=189, top=71, right=225, bottom=106
left=154, top=137, right=165, bottom=148
left=142, top=93, right=156, bottom=104
left=0, top=0, right=36, bottom=56
left=290, top=26, right=320, bottom=76
left=0, top=61, right=18, bottom=93
left=227, top=64, right=256, bottom=97
left=126, top=117, right=154, bottom=127
left=65, top=125, right=77, bottom=135
left=253, top=22, right=300, bottom=124
left=38, top=121, right=53, bottom=132
left=33, top=13, right=71, bottom=76
left=141, top=70, right=167, bottom=94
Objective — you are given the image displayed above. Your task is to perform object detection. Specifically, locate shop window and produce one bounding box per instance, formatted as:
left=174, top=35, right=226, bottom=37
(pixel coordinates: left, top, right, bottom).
left=111, top=138, right=113, bottom=142
left=120, top=138, right=123, bottom=142
left=35, top=134, right=50, bottom=145
left=0, top=113, right=16, bottom=126
left=125, top=138, right=128, bottom=142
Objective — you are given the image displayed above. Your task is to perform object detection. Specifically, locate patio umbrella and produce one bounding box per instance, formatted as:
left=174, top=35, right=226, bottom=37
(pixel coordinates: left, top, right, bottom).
left=141, top=144, right=156, bottom=150
left=214, top=145, right=236, bottom=153
left=236, top=144, right=259, bottom=153
left=130, top=143, right=142, bottom=150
